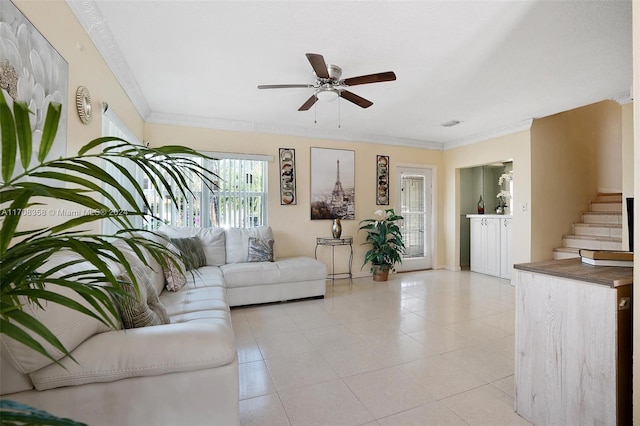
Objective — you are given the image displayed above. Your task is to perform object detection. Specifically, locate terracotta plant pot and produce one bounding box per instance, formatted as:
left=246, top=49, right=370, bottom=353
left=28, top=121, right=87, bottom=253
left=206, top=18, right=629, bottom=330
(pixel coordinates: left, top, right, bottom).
left=372, top=265, right=390, bottom=282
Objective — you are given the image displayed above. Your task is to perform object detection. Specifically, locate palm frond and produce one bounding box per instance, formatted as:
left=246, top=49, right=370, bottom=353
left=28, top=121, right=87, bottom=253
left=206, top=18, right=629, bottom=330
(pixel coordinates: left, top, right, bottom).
left=1, top=92, right=219, bottom=362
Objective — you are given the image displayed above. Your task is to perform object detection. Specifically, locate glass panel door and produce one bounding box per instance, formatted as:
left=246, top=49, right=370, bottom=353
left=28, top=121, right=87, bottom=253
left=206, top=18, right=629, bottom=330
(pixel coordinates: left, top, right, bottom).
left=396, top=166, right=433, bottom=271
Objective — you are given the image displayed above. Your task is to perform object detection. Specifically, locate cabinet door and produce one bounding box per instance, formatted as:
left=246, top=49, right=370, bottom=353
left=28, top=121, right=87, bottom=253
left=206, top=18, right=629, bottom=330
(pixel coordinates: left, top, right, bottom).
left=469, top=218, right=484, bottom=273
left=500, top=218, right=513, bottom=279
left=484, top=218, right=501, bottom=277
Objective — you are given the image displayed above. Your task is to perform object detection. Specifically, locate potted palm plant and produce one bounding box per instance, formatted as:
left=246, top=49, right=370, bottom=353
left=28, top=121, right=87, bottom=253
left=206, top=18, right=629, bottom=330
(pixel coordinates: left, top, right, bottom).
left=0, top=91, right=218, bottom=423
left=359, top=208, right=405, bottom=281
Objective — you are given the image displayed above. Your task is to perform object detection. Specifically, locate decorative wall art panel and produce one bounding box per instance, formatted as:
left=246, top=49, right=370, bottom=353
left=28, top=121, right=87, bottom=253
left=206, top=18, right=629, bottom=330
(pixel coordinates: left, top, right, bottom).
left=0, top=0, right=69, bottom=172
left=376, top=155, right=389, bottom=205
left=279, top=148, right=296, bottom=205
left=310, top=147, right=355, bottom=220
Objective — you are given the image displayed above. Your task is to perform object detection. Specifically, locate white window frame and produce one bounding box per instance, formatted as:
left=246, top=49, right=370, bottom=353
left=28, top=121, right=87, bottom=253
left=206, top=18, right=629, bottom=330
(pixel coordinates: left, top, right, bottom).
left=101, top=105, right=143, bottom=235
left=144, top=151, right=272, bottom=230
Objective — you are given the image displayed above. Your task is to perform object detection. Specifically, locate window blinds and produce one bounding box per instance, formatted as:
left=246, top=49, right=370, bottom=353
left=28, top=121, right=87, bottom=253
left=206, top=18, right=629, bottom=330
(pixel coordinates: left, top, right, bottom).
left=101, top=106, right=143, bottom=235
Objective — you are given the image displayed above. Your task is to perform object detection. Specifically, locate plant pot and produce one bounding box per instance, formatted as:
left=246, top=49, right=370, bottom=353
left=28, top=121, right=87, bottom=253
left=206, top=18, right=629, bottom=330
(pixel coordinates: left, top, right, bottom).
left=372, top=265, right=390, bottom=282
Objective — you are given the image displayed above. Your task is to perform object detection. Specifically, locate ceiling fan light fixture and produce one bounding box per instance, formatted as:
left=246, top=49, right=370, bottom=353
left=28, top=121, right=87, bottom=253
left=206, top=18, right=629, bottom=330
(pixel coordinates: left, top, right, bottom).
left=315, top=87, right=339, bottom=102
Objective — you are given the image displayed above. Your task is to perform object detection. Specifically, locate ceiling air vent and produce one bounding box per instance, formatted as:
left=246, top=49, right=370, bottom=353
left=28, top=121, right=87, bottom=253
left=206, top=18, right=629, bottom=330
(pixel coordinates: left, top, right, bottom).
left=441, top=120, right=461, bottom=128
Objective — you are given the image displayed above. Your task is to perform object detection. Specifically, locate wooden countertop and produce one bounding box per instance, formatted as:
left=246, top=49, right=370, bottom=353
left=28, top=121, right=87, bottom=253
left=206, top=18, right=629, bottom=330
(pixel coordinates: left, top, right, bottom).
left=514, top=258, right=633, bottom=287
left=465, top=214, right=512, bottom=218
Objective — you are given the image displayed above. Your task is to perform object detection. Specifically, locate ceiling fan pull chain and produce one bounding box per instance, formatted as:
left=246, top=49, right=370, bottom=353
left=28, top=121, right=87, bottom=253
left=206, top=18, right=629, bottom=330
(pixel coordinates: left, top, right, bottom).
left=314, top=99, right=317, bottom=124
left=338, top=96, right=341, bottom=129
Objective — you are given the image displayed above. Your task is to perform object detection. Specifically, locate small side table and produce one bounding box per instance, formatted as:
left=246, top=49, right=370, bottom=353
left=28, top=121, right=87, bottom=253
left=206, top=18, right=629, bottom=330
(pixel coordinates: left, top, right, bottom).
left=315, top=237, right=353, bottom=283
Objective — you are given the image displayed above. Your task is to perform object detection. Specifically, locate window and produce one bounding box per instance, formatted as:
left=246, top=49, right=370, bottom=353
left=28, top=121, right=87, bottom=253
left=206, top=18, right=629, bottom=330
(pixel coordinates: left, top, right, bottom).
left=144, top=153, right=269, bottom=229
left=101, top=107, right=143, bottom=235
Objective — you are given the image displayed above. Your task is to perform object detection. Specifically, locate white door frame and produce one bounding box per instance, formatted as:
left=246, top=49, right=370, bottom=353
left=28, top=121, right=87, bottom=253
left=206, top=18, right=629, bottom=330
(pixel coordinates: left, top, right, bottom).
left=394, top=163, right=437, bottom=271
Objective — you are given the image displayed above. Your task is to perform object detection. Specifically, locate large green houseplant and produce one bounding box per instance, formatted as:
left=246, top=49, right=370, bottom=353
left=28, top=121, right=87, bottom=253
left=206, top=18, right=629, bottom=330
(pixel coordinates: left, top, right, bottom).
left=0, top=91, right=217, bottom=423
left=359, top=208, right=405, bottom=281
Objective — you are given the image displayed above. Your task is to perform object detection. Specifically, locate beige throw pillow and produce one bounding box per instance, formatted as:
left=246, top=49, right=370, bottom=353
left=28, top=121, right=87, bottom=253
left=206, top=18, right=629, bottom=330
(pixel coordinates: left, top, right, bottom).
left=116, top=263, right=170, bottom=328
left=162, top=243, right=187, bottom=292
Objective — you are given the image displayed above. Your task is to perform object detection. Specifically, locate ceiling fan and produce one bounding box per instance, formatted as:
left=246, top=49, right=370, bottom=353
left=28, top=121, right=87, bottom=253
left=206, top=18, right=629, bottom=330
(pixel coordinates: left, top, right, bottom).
left=258, top=53, right=396, bottom=111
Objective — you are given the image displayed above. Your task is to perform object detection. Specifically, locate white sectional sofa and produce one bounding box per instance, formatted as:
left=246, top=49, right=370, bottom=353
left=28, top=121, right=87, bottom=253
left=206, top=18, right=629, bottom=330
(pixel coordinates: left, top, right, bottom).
left=0, top=226, right=327, bottom=425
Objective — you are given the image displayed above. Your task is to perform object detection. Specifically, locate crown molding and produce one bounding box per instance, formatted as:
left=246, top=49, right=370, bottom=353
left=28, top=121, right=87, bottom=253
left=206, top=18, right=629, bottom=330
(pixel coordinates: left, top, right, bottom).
left=443, top=119, right=534, bottom=150
left=146, top=112, right=445, bottom=150
left=67, top=0, right=151, bottom=118
left=611, top=89, right=633, bottom=105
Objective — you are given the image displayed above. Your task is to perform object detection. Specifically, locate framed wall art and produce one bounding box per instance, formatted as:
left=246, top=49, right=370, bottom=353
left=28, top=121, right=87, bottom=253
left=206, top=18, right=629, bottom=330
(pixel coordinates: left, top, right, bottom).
left=376, top=155, right=390, bottom=205
left=279, top=148, right=296, bottom=205
left=0, top=0, right=68, bottom=171
left=310, top=147, right=355, bottom=220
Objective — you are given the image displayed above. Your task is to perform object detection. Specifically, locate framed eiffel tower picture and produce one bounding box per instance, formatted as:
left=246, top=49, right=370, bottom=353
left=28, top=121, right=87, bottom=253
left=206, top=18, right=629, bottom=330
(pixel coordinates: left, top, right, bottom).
left=310, top=147, right=355, bottom=220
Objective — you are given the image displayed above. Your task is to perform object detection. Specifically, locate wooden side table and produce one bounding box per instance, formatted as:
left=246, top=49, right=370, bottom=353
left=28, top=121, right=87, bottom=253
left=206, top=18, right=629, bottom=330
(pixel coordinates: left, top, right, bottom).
left=315, top=237, right=353, bottom=283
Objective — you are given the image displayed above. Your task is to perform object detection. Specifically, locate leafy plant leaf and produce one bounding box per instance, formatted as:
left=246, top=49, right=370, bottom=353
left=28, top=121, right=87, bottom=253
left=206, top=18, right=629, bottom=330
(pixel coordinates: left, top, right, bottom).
left=13, top=101, right=32, bottom=170
left=1, top=90, right=17, bottom=182
left=37, top=102, right=61, bottom=162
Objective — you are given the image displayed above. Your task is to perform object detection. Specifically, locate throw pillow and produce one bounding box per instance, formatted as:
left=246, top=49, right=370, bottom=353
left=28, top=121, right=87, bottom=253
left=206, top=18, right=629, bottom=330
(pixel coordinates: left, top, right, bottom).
left=247, top=237, right=275, bottom=262
left=163, top=243, right=187, bottom=292
left=116, top=263, right=170, bottom=329
left=169, top=236, right=206, bottom=271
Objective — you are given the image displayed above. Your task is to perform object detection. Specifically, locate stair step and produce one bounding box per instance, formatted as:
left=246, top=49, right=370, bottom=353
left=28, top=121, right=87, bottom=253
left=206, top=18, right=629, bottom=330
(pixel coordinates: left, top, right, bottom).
left=573, top=223, right=623, bottom=238
left=553, top=193, right=623, bottom=259
left=590, top=201, right=623, bottom=212
left=595, top=192, right=623, bottom=203
left=553, top=247, right=580, bottom=260
left=563, top=234, right=623, bottom=251
left=582, top=211, right=622, bottom=224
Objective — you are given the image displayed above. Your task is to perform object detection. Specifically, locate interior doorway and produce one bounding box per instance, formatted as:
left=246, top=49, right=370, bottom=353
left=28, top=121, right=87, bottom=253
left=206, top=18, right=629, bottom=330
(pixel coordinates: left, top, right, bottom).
left=395, top=166, right=434, bottom=271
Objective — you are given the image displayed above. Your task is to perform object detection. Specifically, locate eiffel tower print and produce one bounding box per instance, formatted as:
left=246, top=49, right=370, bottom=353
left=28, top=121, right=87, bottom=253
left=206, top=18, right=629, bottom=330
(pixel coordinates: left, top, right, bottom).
left=310, top=148, right=355, bottom=220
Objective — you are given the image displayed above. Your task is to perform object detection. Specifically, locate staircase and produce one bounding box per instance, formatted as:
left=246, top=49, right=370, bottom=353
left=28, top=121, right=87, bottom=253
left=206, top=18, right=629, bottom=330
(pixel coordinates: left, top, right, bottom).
left=553, top=193, right=624, bottom=260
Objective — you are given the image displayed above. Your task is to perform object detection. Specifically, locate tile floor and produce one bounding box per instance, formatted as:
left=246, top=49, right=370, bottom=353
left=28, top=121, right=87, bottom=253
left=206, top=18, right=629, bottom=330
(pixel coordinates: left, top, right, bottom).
left=232, top=269, right=532, bottom=425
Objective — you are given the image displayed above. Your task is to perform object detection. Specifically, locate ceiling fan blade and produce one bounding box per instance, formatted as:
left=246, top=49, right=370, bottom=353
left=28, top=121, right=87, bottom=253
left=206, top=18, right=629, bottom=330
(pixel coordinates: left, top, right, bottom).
left=258, top=84, right=314, bottom=89
left=305, top=53, right=329, bottom=79
left=342, top=71, right=396, bottom=86
left=339, top=90, right=373, bottom=108
left=298, top=95, right=318, bottom=111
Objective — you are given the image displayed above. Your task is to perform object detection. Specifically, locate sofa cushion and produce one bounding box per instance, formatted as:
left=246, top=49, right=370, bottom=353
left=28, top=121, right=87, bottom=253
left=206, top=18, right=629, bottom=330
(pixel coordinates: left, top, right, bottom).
left=221, top=257, right=327, bottom=288
left=225, top=226, right=274, bottom=264
left=169, top=237, right=206, bottom=271
left=29, top=322, right=236, bottom=391
left=0, top=252, right=114, bottom=374
left=116, top=264, right=170, bottom=328
left=158, top=226, right=226, bottom=266
left=160, top=266, right=228, bottom=317
left=247, top=237, right=274, bottom=262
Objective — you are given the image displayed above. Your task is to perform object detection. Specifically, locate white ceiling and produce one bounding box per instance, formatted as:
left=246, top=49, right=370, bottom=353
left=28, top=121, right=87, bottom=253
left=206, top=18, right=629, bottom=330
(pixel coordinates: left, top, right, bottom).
left=68, top=0, right=632, bottom=150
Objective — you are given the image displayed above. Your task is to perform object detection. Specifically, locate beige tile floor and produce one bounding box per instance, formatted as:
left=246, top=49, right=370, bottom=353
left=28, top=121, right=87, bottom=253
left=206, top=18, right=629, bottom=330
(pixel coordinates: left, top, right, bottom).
left=232, top=269, right=532, bottom=426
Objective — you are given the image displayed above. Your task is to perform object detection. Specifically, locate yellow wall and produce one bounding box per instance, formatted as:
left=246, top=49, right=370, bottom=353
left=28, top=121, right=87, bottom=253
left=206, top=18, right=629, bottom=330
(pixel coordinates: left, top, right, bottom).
left=530, top=101, right=624, bottom=261
left=13, top=0, right=144, bottom=233
left=144, top=123, right=445, bottom=277
left=443, top=130, right=532, bottom=268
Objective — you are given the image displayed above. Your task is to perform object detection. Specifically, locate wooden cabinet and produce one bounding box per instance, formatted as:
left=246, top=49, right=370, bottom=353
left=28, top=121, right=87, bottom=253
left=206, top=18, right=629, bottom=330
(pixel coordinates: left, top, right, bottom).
left=513, top=260, right=632, bottom=426
left=467, top=215, right=512, bottom=278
